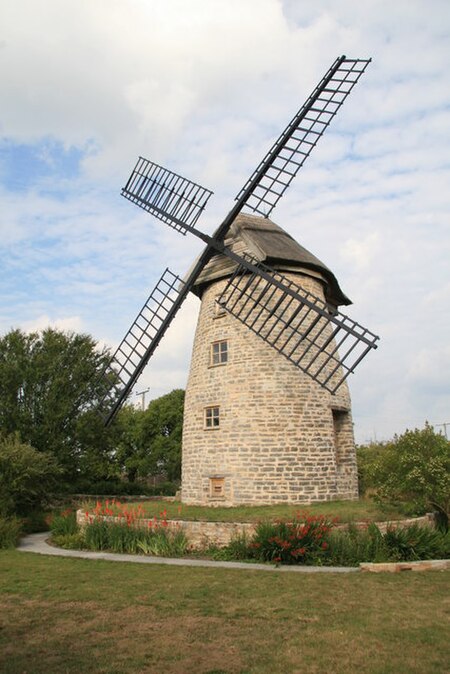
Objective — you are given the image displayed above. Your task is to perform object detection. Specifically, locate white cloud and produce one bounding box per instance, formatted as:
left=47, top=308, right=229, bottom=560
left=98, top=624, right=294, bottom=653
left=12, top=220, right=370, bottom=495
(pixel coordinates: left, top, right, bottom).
left=21, top=314, right=83, bottom=334
left=0, top=0, right=449, bottom=443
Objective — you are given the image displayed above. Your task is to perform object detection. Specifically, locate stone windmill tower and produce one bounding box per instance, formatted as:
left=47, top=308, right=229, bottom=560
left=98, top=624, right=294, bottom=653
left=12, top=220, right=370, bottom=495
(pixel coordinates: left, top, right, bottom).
left=95, top=57, right=379, bottom=507
left=181, top=213, right=357, bottom=506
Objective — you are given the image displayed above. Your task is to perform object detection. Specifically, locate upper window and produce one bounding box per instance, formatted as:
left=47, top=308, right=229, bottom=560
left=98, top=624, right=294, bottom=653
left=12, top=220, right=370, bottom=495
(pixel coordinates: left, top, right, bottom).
left=205, top=406, right=220, bottom=429
left=214, top=295, right=227, bottom=318
left=210, top=340, right=228, bottom=366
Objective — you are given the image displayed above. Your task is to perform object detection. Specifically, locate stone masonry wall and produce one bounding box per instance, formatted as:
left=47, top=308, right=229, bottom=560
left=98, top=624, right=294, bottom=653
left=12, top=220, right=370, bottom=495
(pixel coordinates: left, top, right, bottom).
left=181, top=271, right=359, bottom=506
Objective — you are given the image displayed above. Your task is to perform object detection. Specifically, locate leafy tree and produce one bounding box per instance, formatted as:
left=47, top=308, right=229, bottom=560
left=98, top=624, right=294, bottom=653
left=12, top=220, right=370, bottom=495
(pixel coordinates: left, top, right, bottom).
left=0, top=433, right=61, bottom=516
left=0, top=327, right=113, bottom=481
left=114, top=405, right=146, bottom=483
left=368, top=424, right=450, bottom=523
left=140, top=389, right=185, bottom=481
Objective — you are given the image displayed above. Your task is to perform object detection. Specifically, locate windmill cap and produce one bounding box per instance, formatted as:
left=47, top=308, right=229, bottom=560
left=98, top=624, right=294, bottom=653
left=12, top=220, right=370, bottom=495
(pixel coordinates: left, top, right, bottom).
left=191, top=212, right=351, bottom=307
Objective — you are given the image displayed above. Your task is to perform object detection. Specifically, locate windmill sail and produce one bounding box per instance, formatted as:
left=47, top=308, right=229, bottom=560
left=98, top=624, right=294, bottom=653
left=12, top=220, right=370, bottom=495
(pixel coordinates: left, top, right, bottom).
left=217, top=254, right=379, bottom=393
left=98, top=268, right=187, bottom=424
left=96, top=55, right=374, bottom=425
left=235, top=56, right=371, bottom=217
left=122, top=157, right=213, bottom=234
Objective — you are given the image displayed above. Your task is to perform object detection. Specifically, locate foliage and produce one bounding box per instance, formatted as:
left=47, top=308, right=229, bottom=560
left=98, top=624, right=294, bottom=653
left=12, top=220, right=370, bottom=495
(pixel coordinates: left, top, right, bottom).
left=325, top=523, right=390, bottom=566
left=0, top=516, right=23, bottom=549
left=48, top=509, right=78, bottom=537
left=356, top=441, right=387, bottom=496
left=319, top=522, right=450, bottom=567
left=248, top=513, right=337, bottom=565
left=382, top=523, right=450, bottom=561
left=140, top=389, right=185, bottom=481
left=0, top=433, right=61, bottom=517
left=366, top=424, right=450, bottom=522
left=136, top=529, right=188, bottom=557
left=81, top=501, right=188, bottom=556
left=211, top=533, right=253, bottom=561
left=114, top=405, right=145, bottom=483
left=51, top=532, right=86, bottom=550
left=0, top=328, right=114, bottom=481
left=71, top=479, right=178, bottom=497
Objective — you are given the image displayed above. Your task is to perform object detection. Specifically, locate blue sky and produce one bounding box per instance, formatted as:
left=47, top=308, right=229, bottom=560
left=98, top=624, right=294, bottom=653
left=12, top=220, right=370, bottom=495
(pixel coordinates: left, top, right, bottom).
left=1, top=0, right=449, bottom=442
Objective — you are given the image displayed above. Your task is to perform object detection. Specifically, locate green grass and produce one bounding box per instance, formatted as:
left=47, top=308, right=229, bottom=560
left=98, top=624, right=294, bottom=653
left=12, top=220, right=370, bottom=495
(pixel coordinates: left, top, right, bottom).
left=95, top=498, right=409, bottom=523
left=0, top=550, right=448, bottom=673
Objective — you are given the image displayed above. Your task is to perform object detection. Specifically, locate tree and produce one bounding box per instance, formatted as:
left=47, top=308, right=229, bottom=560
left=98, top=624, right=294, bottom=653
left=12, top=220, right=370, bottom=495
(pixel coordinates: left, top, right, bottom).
left=140, top=389, right=185, bottom=481
left=0, top=327, right=113, bottom=481
left=368, top=424, right=450, bottom=524
left=114, top=405, right=146, bottom=483
left=0, top=433, right=61, bottom=516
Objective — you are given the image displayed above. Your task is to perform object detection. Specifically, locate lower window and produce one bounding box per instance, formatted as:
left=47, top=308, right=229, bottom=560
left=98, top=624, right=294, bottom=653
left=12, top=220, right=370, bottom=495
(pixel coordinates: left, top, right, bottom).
left=205, top=406, right=220, bottom=428
left=209, top=477, right=225, bottom=497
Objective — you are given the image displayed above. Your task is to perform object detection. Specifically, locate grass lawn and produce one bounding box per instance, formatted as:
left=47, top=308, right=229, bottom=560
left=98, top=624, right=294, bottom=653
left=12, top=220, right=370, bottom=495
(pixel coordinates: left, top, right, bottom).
left=89, top=498, right=410, bottom=523
left=0, top=551, right=448, bottom=673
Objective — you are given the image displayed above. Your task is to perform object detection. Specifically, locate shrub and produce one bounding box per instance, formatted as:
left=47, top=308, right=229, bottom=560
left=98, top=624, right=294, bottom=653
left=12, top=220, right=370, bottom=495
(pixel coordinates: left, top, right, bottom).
left=49, top=509, right=78, bottom=537
left=0, top=516, right=23, bottom=549
left=383, top=523, right=450, bottom=561
left=324, top=522, right=450, bottom=566
left=82, top=509, right=188, bottom=557
left=212, top=533, right=252, bottom=561
left=356, top=442, right=387, bottom=496
left=249, top=513, right=337, bottom=565
left=51, top=532, right=86, bottom=550
left=0, top=433, right=61, bottom=517
left=368, top=424, right=450, bottom=526
left=136, top=528, right=188, bottom=557
left=71, top=480, right=179, bottom=497
left=325, top=523, right=390, bottom=566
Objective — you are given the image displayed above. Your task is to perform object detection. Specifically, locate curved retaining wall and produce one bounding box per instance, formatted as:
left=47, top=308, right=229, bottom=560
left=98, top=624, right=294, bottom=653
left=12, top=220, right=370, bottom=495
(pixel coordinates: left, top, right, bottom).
left=76, top=510, right=434, bottom=550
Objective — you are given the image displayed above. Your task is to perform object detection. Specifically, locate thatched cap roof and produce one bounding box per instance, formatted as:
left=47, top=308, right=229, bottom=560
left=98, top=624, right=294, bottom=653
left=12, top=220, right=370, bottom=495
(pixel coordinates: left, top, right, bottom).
left=191, top=213, right=351, bottom=306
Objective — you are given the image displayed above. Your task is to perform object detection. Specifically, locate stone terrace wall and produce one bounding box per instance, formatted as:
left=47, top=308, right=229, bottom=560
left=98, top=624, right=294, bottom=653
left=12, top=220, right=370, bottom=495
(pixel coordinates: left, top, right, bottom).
left=76, top=510, right=435, bottom=550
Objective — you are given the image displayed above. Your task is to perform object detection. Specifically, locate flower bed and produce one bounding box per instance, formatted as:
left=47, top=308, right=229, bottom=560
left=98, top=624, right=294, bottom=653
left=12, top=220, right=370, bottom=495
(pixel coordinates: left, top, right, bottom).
left=33, top=500, right=446, bottom=565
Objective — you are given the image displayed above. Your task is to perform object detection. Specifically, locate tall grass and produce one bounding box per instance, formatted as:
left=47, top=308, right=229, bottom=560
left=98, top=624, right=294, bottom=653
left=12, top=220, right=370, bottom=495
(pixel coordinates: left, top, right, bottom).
left=83, top=518, right=188, bottom=557
left=0, top=516, right=23, bottom=549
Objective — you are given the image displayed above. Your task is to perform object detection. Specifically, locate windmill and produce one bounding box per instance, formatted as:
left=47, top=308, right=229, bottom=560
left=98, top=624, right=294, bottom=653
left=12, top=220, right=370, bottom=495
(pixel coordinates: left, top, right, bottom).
left=98, top=56, right=379, bottom=505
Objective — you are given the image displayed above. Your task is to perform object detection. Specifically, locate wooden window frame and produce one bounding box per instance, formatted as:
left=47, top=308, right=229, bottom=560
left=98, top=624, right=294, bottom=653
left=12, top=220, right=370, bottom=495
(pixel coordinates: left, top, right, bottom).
left=204, top=405, right=220, bottom=429
left=210, top=339, right=228, bottom=366
left=209, top=477, right=225, bottom=498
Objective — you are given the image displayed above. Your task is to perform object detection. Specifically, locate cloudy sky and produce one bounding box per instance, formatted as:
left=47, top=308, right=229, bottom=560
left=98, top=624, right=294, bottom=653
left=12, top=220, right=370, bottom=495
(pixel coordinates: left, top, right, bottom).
left=1, top=0, right=449, bottom=443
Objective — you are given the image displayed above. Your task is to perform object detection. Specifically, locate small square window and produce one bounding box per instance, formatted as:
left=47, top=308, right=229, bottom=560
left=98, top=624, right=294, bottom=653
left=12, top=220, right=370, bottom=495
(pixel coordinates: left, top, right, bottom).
left=205, top=406, right=220, bottom=428
left=211, top=340, right=228, bottom=366
left=210, top=477, right=225, bottom=498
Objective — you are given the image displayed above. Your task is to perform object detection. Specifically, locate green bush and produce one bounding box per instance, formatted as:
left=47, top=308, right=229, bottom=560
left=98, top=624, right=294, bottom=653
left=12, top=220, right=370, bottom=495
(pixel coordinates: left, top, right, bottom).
left=356, top=442, right=387, bottom=496
left=366, top=424, right=450, bottom=525
left=0, top=516, right=23, bottom=549
left=51, top=532, right=86, bottom=550
left=212, top=533, right=252, bottom=561
left=249, top=513, right=337, bottom=565
left=136, top=528, right=187, bottom=557
left=82, top=517, right=188, bottom=556
left=49, top=509, right=78, bottom=537
left=22, top=510, right=51, bottom=534
left=324, top=523, right=450, bottom=566
left=72, top=480, right=179, bottom=497
left=383, top=523, right=450, bottom=561
left=325, top=523, right=390, bottom=566
left=0, top=433, right=61, bottom=517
